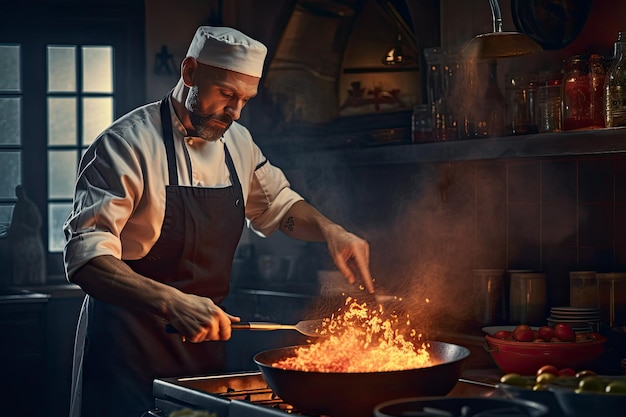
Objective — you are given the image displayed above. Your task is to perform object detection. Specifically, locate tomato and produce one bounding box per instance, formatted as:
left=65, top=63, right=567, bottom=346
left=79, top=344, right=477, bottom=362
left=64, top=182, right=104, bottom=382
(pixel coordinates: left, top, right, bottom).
left=493, top=330, right=511, bottom=339
left=554, top=323, right=576, bottom=342
left=537, top=326, right=555, bottom=341
left=513, top=328, right=535, bottom=342
left=537, top=365, right=559, bottom=377
left=513, top=324, right=532, bottom=334
left=575, top=369, right=598, bottom=378
left=558, top=368, right=576, bottom=377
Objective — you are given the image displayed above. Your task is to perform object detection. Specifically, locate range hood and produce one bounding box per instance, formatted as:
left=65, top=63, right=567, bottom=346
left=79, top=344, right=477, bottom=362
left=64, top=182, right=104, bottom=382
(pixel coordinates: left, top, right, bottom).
left=256, top=0, right=436, bottom=145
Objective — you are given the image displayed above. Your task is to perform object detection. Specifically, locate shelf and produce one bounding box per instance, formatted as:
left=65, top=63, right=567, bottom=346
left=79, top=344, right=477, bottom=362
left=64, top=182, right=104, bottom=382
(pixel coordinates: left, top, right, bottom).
left=342, top=65, right=419, bottom=74
left=284, top=127, right=626, bottom=168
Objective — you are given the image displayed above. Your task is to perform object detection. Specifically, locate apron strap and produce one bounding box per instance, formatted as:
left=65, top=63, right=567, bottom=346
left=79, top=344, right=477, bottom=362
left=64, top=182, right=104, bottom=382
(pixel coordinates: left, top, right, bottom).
left=160, top=96, right=178, bottom=186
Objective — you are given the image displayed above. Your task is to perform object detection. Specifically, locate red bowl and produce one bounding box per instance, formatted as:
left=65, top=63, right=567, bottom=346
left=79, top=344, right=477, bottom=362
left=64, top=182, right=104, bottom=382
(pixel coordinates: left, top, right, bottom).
left=484, top=333, right=607, bottom=375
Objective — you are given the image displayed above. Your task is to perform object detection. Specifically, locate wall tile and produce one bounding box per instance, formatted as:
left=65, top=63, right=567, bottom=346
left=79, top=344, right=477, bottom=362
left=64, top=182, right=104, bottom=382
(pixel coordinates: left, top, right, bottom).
left=476, top=161, right=506, bottom=204
left=542, top=203, right=577, bottom=246
left=613, top=246, right=626, bottom=271
left=542, top=159, right=577, bottom=204
left=579, top=203, right=614, bottom=247
left=616, top=155, right=626, bottom=203
left=509, top=203, right=540, bottom=244
left=578, top=246, right=614, bottom=271
left=508, top=243, right=541, bottom=270
left=579, top=157, right=614, bottom=203
left=508, top=161, right=540, bottom=203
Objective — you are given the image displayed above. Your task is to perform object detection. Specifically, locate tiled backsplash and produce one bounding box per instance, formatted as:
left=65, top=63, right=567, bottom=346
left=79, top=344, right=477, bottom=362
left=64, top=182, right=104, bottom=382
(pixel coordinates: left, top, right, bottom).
left=388, top=153, right=626, bottom=309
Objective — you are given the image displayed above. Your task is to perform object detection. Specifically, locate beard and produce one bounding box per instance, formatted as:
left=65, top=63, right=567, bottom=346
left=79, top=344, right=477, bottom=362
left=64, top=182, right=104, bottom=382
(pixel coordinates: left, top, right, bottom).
left=186, top=86, right=234, bottom=141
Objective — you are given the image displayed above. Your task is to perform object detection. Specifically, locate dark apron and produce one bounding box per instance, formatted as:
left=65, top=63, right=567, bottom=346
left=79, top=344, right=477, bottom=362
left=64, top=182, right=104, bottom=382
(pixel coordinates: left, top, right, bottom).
left=77, top=96, right=245, bottom=417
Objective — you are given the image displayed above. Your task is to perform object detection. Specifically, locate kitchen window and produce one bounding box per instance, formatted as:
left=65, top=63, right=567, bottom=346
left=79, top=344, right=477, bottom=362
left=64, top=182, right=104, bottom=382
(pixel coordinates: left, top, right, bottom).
left=0, top=8, right=145, bottom=280
left=46, top=44, right=115, bottom=252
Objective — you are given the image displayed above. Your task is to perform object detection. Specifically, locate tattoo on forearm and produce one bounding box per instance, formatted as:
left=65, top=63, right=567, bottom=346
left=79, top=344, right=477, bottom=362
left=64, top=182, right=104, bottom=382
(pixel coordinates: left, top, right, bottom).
left=284, top=216, right=295, bottom=232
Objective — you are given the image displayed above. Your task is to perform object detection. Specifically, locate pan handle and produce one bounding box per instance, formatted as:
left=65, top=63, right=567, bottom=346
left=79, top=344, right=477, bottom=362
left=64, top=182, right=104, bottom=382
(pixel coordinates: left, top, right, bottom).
left=165, top=322, right=259, bottom=333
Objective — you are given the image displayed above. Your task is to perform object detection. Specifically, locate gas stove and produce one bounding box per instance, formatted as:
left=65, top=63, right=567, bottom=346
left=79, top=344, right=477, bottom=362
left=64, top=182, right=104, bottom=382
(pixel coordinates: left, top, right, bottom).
left=149, top=369, right=501, bottom=417
left=151, top=371, right=305, bottom=416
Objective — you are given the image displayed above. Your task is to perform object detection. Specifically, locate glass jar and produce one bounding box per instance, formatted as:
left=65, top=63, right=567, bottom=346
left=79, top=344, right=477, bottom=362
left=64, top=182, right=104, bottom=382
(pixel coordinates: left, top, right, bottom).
left=505, top=72, right=539, bottom=135
left=509, top=271, right=547, bottom=325
left=589, top=53, right=606, bottom=128
left=472, top=269, right=507, bottom=326
left=597, top=272, right=626, bottom=327
left=570, top=271, right=599, bottom=308
left=605, top=32, right=626, bottom=127
left=536, top=70, right=563, bottom=133
left=562, top=55, right=592, bottom=131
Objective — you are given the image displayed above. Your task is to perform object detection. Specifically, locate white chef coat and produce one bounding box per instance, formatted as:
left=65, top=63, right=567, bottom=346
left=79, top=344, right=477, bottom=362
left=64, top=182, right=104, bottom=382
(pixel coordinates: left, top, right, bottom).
left=63, top=98, right=303, bottom=280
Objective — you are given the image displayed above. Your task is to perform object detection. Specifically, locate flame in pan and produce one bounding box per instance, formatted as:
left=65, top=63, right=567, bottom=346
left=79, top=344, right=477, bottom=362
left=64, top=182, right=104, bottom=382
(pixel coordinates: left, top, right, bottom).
left=272, top=297, right=433, bottom=372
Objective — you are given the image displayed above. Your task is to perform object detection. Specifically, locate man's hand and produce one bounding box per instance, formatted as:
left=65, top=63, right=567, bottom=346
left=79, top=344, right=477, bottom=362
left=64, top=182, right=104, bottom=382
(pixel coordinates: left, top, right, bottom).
left=166, top=292, right=241, bottom=343
left=323, top=224, right=374, bottom=293
left=278, top=201, right=375, bottom=293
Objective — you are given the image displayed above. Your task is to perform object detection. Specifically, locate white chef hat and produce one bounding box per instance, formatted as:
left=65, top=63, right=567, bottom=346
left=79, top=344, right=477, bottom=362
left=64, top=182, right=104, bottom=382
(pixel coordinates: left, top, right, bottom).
left=186, top=26, right=267, bottom=77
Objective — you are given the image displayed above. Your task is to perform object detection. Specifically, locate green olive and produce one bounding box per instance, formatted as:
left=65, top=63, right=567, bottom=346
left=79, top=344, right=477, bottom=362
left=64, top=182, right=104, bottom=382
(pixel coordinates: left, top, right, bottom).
left=500, top=373, right=531, bottom=388
left=605, top=380, right=626, bottom=394
left=536, top=373, right=557, bottom=385
left=577, top=376, right=608, bottom=393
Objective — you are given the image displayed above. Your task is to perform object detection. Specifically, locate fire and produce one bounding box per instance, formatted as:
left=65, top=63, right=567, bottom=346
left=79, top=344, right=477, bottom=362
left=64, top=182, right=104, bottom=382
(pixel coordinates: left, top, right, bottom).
left=272, top=297, right=434, bottom=373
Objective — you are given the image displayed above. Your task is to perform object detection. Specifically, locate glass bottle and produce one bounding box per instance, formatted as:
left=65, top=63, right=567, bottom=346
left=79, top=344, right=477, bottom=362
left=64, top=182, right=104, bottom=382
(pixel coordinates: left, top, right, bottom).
left=437, top=52, right=460, bottom=141
left=476, top=61, right=508, bottom=138
left=605, top=32, right=626, bottom=127
left=423, top=48, right=447, bottom=138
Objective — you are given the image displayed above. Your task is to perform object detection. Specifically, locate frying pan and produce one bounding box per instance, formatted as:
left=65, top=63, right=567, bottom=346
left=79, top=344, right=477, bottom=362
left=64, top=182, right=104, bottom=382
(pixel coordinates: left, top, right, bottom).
left=254, top=341, right=471, bottom=417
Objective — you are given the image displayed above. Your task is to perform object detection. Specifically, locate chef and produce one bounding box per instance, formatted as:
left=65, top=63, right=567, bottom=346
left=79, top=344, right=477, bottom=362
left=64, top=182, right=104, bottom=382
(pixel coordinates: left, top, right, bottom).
left=63, top=26, right=375, bottom=417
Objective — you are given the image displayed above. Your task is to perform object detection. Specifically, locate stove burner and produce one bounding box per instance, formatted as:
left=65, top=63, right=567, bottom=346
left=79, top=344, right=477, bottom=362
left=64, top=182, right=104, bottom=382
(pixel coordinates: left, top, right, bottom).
left=152, top=371, right=310, bottom=416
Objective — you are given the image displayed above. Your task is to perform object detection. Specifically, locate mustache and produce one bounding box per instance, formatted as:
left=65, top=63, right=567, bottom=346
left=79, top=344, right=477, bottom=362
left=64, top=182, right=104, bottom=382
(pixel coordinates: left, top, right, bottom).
left=213, top=113, right=233, bottom=127
left=189, top=112, right=234, bottom=130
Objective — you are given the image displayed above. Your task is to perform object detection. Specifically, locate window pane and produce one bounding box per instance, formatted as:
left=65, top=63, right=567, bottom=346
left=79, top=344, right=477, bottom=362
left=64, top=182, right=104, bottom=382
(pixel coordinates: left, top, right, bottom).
left=48, top=97, right=77, bottom=146
left=49, top=203, right=72, bottom=252
left=48, top=150, right=77, bottom=199
left=0, top=152, right=20, bottom=198
left=0, top=44, right=20, bottom=91
left=82, top=46, right=113, bottom=93
left=0, top=97, right=20, bottom=145
left=83, top=97, right=112, bottom=144
left=0, top=205, right=14, bottom=234
left=48, top=46, right=76, bottom=92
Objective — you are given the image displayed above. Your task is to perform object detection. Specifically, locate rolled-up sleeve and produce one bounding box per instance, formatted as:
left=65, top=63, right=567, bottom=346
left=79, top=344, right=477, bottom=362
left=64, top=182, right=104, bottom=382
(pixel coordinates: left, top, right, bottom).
left=63, top=130, right=154, bottom=280
left=245, top=159, right=303, bottom=237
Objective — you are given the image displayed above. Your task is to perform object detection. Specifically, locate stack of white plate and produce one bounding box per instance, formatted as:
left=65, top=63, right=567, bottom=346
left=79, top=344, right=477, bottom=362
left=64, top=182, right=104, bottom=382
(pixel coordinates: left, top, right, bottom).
left=547, top=306, right=602, bottom=332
